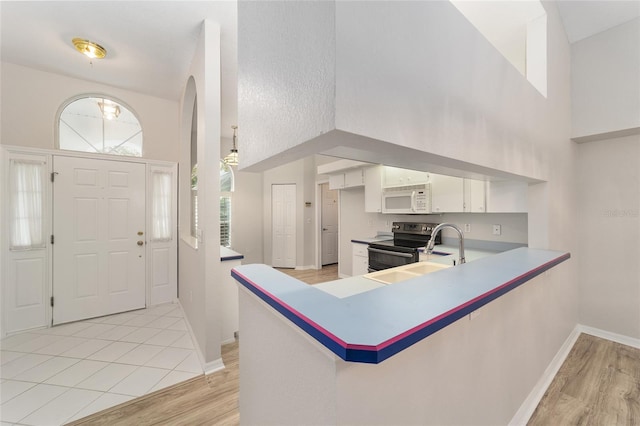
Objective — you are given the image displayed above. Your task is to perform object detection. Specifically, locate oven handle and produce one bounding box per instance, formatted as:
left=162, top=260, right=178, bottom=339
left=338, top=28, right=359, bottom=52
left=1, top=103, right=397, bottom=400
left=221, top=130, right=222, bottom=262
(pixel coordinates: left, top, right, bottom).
left=367, top=247, right=415, bottom=258
left=410, top=191, right=416, bottom=212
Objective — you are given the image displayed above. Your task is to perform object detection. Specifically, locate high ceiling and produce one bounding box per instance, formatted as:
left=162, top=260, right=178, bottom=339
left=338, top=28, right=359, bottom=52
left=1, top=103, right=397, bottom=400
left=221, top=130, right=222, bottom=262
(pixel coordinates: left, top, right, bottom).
left=0, top=1, right=238, bottom=137
left=1, top=1, right=638, bottom=141
left=556, top=0, right=640, bottom=43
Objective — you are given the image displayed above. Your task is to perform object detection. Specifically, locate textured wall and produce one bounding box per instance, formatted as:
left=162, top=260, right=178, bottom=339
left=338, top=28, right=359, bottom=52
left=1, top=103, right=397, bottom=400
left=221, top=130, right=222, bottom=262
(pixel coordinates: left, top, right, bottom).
left=238, top=0, right=336, bottom=169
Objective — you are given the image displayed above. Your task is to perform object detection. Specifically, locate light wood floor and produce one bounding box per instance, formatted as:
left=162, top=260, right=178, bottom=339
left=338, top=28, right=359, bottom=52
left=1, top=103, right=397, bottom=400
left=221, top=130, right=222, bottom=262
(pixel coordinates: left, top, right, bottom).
left=528, top=333, right=640, bottom=425
left=68, top=267, right=639, bottom=425
left=275, top=263, right=339, bottom=284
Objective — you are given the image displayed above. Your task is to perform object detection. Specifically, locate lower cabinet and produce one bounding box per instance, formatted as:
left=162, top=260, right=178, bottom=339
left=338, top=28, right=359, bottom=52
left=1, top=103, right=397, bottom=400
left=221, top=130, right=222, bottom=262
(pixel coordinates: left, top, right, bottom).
left=352, top=243, right=369, bottom=276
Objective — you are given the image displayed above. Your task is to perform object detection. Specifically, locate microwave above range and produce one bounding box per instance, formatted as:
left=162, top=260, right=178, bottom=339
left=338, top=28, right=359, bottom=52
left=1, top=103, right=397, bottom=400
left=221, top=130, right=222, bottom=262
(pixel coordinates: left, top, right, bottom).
left=381, top=183, right=431, bottom=214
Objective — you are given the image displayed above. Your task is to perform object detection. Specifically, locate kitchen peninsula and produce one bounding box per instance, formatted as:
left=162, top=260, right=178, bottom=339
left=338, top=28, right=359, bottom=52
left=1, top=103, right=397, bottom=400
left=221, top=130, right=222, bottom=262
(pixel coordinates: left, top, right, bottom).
left=232, top=247, right=570, bottom=424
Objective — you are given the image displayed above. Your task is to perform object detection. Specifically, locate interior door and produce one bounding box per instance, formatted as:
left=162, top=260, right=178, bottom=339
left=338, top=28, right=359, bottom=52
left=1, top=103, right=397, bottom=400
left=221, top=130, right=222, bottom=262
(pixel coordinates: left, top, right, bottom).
left=272, top=184, right=296, bottom=268
left=52, top=156, right=146, bottom=324
left=321, top=183, right=338, bottom=265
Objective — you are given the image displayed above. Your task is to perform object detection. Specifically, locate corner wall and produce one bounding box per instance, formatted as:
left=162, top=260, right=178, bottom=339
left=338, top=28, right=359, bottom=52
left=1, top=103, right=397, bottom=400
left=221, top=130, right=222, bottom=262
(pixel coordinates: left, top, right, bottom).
left=177, top=20, right=223, bottom=369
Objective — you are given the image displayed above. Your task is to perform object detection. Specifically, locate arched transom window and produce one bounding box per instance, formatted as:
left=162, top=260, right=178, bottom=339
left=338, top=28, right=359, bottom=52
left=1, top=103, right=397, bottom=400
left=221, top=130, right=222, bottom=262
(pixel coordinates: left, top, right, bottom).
left=58, top=96, right=143, bottom=157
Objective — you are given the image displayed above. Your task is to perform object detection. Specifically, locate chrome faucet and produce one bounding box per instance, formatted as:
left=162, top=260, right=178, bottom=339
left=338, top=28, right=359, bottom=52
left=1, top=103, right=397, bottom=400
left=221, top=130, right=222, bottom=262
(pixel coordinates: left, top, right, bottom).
left=425, top=223, right=466, bottom=265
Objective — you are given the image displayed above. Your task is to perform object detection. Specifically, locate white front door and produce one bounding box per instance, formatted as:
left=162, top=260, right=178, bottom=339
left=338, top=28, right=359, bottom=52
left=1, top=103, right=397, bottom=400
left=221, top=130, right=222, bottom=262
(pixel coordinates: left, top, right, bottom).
left=52, top=156, right=146, bottom=324
left=272, top=184, right=296, bottom=268
left=321, top=183, right=338, bottom=265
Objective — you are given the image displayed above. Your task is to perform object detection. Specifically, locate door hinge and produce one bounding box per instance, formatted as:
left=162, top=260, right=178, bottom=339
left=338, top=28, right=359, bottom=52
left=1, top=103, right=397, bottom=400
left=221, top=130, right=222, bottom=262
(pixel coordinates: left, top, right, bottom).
left=50, top=235, right=54, bottom=244
left=50, top=296, right=54, bottom=307
left=51, top=171, right=58, bottom=182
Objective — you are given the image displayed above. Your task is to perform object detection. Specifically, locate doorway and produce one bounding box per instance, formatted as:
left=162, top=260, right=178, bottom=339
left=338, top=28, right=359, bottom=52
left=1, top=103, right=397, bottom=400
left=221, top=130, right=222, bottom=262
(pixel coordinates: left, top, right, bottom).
left=271, top=184, right=296, bottom=268
left=52, top=156, right=146, bottom=324
left=320, top=183, right=338, bottom=265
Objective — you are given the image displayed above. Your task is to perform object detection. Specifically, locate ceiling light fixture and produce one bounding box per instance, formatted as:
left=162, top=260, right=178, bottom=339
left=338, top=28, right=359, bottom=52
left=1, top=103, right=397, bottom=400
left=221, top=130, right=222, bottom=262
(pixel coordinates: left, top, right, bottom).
left=72, top=37, right=107, bottom=59
left=224, top=125, right=239, bottom=166
left=98, top=100, right=120, bottom=120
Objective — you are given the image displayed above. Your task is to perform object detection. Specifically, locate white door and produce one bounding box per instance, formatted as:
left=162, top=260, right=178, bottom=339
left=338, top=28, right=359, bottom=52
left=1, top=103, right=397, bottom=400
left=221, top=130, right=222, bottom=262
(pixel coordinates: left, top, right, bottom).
left=321, top=183, right=338, bottom=265
left=272, top=184, right=296, bottom=268
left=52, top=156, right=146, bottom=324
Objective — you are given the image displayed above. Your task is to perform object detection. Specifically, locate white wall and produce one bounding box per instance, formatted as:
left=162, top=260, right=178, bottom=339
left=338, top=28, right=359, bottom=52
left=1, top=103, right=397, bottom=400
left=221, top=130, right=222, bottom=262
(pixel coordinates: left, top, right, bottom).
left=571, top=18, right=640, bottom=139
left=576, top=136, right=640, bottom=338
left=0, top=62, right=179, bottom=162
left=177, top=20, right=223, bottom=369
left=238, top=0, right=336, bottom=169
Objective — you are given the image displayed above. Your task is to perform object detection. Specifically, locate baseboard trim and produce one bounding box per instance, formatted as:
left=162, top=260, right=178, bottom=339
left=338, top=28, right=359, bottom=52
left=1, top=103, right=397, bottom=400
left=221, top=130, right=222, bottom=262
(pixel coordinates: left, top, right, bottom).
left=509, top=325, right=582, bottom=426
left=577, top=324, right=640, bottom=349
left=295, top=265, right=317, bottom=271
left=338, top=273, right=350, bottom=279
left=203, top=358, right=225, bottom=375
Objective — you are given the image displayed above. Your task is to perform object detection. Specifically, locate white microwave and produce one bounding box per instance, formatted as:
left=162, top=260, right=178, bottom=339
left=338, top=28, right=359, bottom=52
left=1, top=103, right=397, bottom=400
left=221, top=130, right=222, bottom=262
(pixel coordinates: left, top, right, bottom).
left=382, top=184, right=431, bottom=214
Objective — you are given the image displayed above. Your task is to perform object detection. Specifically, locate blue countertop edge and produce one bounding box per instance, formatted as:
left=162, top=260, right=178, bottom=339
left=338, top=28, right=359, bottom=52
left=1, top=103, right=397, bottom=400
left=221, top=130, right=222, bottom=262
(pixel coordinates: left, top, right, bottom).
left=231, top=248, right=570, bottom=364
left=221, top=246, right=244, bottom=262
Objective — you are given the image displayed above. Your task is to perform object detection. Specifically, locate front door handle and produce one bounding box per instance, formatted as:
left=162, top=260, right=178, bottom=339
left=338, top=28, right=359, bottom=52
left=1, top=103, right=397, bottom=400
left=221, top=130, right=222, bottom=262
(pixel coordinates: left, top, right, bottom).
left=137, top=240, right=144, bottom=246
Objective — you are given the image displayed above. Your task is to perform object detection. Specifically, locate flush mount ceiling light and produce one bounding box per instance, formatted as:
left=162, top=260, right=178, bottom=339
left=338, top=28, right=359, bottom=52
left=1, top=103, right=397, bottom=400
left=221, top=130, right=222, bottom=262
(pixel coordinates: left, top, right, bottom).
left=72, top=37, right=107, bottom=59
left=224, top=125, right=239, bottom=166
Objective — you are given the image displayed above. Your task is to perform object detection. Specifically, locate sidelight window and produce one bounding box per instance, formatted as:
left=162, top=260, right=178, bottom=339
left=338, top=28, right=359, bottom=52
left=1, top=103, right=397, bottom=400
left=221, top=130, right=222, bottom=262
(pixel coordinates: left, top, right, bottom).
left=9, top=159, right=46, bottom=250
left=220, top=161, right=234, bottom=247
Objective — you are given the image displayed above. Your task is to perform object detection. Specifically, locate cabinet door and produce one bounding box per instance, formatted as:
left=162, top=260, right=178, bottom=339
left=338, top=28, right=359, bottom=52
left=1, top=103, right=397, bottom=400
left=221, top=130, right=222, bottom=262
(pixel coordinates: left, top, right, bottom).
left=352, top=243, right=369, bottom=276
left=344, top=169, right=364, bottom=188
left=431, top=174, right=464, bottom=213
left=383, top=166, right=429, bottom=187
left=464, top=179, right=486, bottom=212
left=364, top=166, right=383, bottom=213
left=328, top=174, right=345, bottom=190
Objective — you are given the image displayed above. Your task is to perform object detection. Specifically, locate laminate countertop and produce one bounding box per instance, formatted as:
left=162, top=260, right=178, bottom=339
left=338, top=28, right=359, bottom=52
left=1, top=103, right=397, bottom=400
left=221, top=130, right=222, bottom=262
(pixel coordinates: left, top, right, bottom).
left=231, top=247, right=570, bottom=364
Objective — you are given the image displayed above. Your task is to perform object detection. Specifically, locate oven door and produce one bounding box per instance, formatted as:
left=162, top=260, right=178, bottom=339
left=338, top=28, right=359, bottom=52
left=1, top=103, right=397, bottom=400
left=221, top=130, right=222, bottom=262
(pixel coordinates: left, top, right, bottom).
left=368, top=244, right=419, bottom=272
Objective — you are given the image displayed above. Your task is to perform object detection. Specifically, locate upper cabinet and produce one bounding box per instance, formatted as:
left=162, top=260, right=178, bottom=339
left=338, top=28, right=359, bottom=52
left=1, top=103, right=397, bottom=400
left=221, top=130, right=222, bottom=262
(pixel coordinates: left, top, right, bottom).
left=464, top=179, right=486, bottom=213
left=430, top=174, right=464, bottom=213
left=364, top=165, right=383, bottom=213
left=383, top=166, right=430, bottom=188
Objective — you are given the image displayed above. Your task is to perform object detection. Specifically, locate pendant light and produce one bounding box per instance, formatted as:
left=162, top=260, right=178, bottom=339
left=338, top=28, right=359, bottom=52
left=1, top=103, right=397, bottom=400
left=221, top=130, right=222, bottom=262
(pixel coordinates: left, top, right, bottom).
left=224, top=125, right=239, bottom=166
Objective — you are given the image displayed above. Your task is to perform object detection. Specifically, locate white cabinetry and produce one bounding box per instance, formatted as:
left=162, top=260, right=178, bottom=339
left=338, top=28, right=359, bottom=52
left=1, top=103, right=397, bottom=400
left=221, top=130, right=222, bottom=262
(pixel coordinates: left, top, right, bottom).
left=329, top=173, right=345, bottom=190
left=345, top=169, right=364, bottom=188
left=430, top=174, right=464, bottom=213
left=383, top=166, right=429, bottom=187
left=464, top=179, right=486, bottom=212
left=328, top=169, right=364, bottom=190
left=352, top=243, right=369, bottom=276
left=364, top=165, right=383, bottom=213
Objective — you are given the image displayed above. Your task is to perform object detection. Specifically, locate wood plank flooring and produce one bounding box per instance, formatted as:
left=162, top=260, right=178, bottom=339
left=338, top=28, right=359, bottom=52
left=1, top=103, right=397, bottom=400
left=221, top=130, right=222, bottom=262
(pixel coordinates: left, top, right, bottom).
left=528, top=333, right=640, bottom=425
left=68, top=265, right=639, bottom=425
left=275, top=263, right=339, bottom=284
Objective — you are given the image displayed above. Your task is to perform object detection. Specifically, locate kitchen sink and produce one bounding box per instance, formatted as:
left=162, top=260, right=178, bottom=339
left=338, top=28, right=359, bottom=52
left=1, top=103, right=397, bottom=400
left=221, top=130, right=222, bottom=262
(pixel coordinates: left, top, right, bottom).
left=364, top=261, right=451, bottom=285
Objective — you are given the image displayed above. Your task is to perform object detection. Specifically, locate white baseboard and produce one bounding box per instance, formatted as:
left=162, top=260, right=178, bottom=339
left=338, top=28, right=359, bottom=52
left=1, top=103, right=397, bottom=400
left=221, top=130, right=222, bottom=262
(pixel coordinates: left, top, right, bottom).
left=338, top=273, right=350, bottom=279
left=510, top=324, right=640, bottom=425
left=509, top=325, right=582, bottom=426
left=577, top=324, right=640, bottom=349
left=295, top=265, right=317, bottom=271
left=204, top=358, right=225, bottom=375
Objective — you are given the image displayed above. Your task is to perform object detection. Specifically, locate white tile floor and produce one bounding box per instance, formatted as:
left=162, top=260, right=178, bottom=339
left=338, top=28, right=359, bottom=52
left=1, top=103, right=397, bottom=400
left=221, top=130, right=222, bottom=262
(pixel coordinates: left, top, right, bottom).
left=0, top=303, right=203, bottom=425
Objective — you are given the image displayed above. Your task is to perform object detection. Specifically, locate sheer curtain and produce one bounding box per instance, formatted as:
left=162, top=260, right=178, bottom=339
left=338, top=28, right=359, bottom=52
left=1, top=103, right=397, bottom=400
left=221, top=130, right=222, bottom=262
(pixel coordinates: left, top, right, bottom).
left=151, top=171, right=172, bottom=242
left=9, top=159, right=46, bottom=250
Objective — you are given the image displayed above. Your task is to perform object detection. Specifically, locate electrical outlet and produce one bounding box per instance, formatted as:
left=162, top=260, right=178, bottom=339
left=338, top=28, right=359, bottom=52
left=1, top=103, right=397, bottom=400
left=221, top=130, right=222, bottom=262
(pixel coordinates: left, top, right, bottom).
left=464, top=223, right=471, bottom=233
left=492, top=224, right=501, bottom=236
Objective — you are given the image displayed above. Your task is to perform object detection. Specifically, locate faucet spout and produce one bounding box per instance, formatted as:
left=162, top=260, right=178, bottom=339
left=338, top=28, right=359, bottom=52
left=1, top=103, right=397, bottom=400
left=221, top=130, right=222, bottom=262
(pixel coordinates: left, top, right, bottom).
left=425, top=223, right=466, bottom=265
